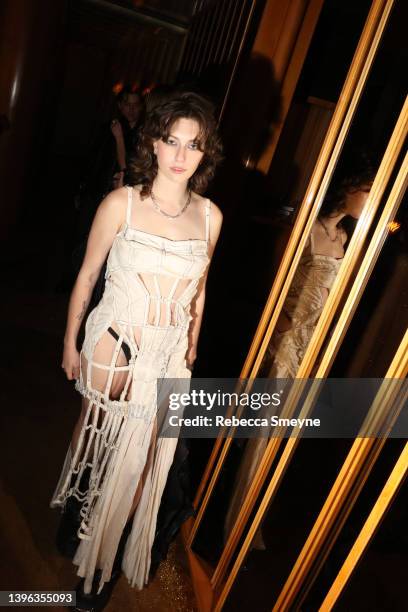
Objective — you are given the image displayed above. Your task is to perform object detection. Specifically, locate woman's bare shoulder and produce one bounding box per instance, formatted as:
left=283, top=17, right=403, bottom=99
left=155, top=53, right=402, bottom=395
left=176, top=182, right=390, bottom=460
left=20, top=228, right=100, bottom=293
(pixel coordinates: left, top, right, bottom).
left=94, top=187, right=129, bottom=231
left=99, top=186, right=128, bottom=209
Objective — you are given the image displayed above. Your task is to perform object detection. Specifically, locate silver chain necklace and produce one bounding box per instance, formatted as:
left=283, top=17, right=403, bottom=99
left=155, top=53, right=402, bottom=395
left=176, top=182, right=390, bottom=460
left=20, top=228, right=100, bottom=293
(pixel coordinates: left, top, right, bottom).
left=150, top=190, right=192, bottom=220
left=318, top=217, right=340, bottom=243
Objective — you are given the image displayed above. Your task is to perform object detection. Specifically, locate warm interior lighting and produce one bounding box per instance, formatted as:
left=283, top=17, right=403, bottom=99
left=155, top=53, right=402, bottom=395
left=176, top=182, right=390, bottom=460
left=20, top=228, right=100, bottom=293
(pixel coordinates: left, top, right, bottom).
left=112, top=82, right=123, bottom=94
left=388, top=220, right=401, bottom=233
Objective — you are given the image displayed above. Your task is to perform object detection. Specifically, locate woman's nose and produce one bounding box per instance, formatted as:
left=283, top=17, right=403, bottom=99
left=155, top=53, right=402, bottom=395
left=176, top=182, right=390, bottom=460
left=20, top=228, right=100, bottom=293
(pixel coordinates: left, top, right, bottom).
left=175, top=145, right=186, bottom=162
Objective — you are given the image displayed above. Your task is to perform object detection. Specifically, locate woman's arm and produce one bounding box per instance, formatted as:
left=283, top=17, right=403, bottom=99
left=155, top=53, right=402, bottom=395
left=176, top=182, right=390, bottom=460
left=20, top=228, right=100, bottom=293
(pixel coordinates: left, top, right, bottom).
left=186, top=203, right=223, bottom=368
left=111, top=120, right=127, bottom=188
left=62, top=189, right=127, bottom=380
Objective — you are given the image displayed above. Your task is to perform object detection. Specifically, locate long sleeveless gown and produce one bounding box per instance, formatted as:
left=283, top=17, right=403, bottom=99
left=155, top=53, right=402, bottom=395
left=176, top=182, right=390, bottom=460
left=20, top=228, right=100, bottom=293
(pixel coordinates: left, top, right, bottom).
left=51, top=186, right=211, bottom=593
left=224, top=228, right=343, bottom=548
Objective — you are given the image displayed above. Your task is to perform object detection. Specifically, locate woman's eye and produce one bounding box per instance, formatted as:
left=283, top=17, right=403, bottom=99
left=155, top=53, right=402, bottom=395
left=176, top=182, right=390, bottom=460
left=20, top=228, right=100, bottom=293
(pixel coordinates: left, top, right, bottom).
left=164, top=138, right=177, bottom=145
left=188, top=142, right=199, bottom=150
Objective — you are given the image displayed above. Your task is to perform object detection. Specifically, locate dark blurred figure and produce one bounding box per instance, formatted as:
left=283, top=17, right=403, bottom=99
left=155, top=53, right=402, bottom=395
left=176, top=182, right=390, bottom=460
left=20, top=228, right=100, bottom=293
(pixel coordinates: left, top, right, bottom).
left=111, top=86, right=145, bottom=188
left=75, top=86, right=144, bottom=245
left=66, top=86, right=144, bottom=299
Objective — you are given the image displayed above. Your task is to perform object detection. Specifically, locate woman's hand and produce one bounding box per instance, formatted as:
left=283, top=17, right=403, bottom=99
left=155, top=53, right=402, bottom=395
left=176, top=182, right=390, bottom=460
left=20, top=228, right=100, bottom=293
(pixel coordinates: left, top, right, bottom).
left=62, top=343, right=80, bottom=381
left=110, top=119, right=123, bottom=140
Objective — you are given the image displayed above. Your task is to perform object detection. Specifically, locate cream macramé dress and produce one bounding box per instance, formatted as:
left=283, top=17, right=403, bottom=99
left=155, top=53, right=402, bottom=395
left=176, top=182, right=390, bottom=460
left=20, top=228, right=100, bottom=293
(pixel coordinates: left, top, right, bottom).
left=224, top=228, right=343, bottom=549
left=51, top=186, right=211, bottom=593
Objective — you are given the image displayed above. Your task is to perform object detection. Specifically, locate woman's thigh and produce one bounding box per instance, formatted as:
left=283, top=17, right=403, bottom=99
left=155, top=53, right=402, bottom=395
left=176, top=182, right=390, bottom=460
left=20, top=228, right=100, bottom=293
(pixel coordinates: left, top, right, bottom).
left=77, top=324, right=132, bottom=428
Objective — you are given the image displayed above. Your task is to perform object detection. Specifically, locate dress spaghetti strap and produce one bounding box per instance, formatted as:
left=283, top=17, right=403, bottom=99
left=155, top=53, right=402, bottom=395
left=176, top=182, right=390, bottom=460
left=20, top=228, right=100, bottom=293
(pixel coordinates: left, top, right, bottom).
left=205, top=199, right=211, bottom=249
left=126, top=186, right=133, bottom=226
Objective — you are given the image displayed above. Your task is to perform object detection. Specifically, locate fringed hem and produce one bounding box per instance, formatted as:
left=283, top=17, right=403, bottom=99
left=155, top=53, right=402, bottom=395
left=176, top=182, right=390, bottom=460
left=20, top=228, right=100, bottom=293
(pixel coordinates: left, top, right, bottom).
left=51, top=375, right=189, bottom=593
left=50, top=390, right=132, bottom=541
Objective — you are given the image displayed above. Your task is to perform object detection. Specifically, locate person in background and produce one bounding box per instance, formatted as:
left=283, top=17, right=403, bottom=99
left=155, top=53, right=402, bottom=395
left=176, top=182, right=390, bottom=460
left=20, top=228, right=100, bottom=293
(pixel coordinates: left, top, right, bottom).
left=69, top=86, right=145, bottom=301
left=110, top=86, right=144, bottom=189
left=75, top=86, right=144, bottom=241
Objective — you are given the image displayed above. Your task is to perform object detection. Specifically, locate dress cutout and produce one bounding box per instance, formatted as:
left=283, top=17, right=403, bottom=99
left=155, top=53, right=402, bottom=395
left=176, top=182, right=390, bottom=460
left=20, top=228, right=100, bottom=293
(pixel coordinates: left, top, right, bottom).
left=51, top=186, right=211, bottom=593
left=224, top=228, right=343, bottom=549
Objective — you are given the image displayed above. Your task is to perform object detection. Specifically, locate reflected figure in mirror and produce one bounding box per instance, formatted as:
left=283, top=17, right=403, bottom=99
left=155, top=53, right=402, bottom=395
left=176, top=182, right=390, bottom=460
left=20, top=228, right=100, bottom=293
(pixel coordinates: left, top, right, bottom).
left=224, top=155, right=375, bottom=551
left=264, top=170, right=373, bottom=378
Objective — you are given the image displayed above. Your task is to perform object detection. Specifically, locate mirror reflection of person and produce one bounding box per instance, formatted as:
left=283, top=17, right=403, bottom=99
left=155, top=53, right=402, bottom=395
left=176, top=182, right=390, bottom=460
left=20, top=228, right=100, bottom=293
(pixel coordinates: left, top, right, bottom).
left=265, top=172, right=373, bottom=378
left=224, top=159, right=375, bottom=550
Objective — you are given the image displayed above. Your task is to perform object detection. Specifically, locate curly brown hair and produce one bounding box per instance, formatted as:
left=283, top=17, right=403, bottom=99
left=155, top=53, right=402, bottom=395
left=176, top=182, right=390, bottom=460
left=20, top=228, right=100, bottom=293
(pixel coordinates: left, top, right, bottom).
left=319, top=150, right=376, bottom=219
left=128, top=91, right=223, bottom=198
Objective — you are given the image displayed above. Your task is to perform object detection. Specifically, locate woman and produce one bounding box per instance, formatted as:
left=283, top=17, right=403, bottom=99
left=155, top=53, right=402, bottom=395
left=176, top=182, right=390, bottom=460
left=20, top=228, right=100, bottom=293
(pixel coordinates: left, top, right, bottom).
left=224, top=161, right=375, bottom=550
left=51, top=92, right=223, bottom=610
left=110, top=86, right=145, bottom=189
left=78, top=86, right=144, bottom=208
left=70, top=87, right=145, bottom=302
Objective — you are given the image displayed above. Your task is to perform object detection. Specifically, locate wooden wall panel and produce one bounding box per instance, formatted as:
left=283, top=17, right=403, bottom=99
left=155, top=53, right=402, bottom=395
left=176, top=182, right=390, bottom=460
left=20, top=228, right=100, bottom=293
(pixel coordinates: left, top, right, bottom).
left=178, top=0, right=258, bottom=109
left=104, top=0, right=196, bottom=25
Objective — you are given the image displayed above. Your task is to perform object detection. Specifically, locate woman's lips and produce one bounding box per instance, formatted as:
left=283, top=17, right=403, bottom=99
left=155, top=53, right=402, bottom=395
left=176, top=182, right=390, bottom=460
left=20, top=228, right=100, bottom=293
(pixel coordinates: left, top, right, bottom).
left=170, top=167, right=186, bottom=173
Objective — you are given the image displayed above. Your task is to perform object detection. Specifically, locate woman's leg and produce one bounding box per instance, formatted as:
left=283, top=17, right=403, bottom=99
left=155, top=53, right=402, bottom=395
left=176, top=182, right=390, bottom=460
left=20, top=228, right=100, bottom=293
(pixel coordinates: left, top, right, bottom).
left=71, top=397, right=89, bottom=455
left=70, top=324, right=130, bottom=457
left=70, top=324, right=156, bottom=528
left=126, top=418, right=158, bottom=521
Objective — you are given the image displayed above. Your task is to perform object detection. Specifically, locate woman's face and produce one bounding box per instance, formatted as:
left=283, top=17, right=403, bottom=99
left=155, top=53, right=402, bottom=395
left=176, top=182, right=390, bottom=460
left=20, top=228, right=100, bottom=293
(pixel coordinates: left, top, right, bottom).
left=154, top=118, right=204, bottom=184
left=118, top=93, right=142, bottom=124
left=343, top=185, right=371, bottom=219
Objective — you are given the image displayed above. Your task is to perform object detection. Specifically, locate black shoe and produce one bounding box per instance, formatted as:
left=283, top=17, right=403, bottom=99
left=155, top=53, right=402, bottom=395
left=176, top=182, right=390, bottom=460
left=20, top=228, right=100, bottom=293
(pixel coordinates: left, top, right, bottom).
left=70, top=568, right=121, bottom=612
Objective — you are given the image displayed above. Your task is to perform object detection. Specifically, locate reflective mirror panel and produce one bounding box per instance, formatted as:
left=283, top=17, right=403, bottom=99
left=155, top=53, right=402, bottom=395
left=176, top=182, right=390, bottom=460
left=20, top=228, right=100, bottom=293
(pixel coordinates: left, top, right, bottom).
left=190, top=0, right=406, bottom=586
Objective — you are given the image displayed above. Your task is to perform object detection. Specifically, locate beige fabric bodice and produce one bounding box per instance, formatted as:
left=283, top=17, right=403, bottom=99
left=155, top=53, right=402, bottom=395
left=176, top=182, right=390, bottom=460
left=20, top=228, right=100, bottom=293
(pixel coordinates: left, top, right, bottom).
left=267, top=231, right=343, bottom=378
